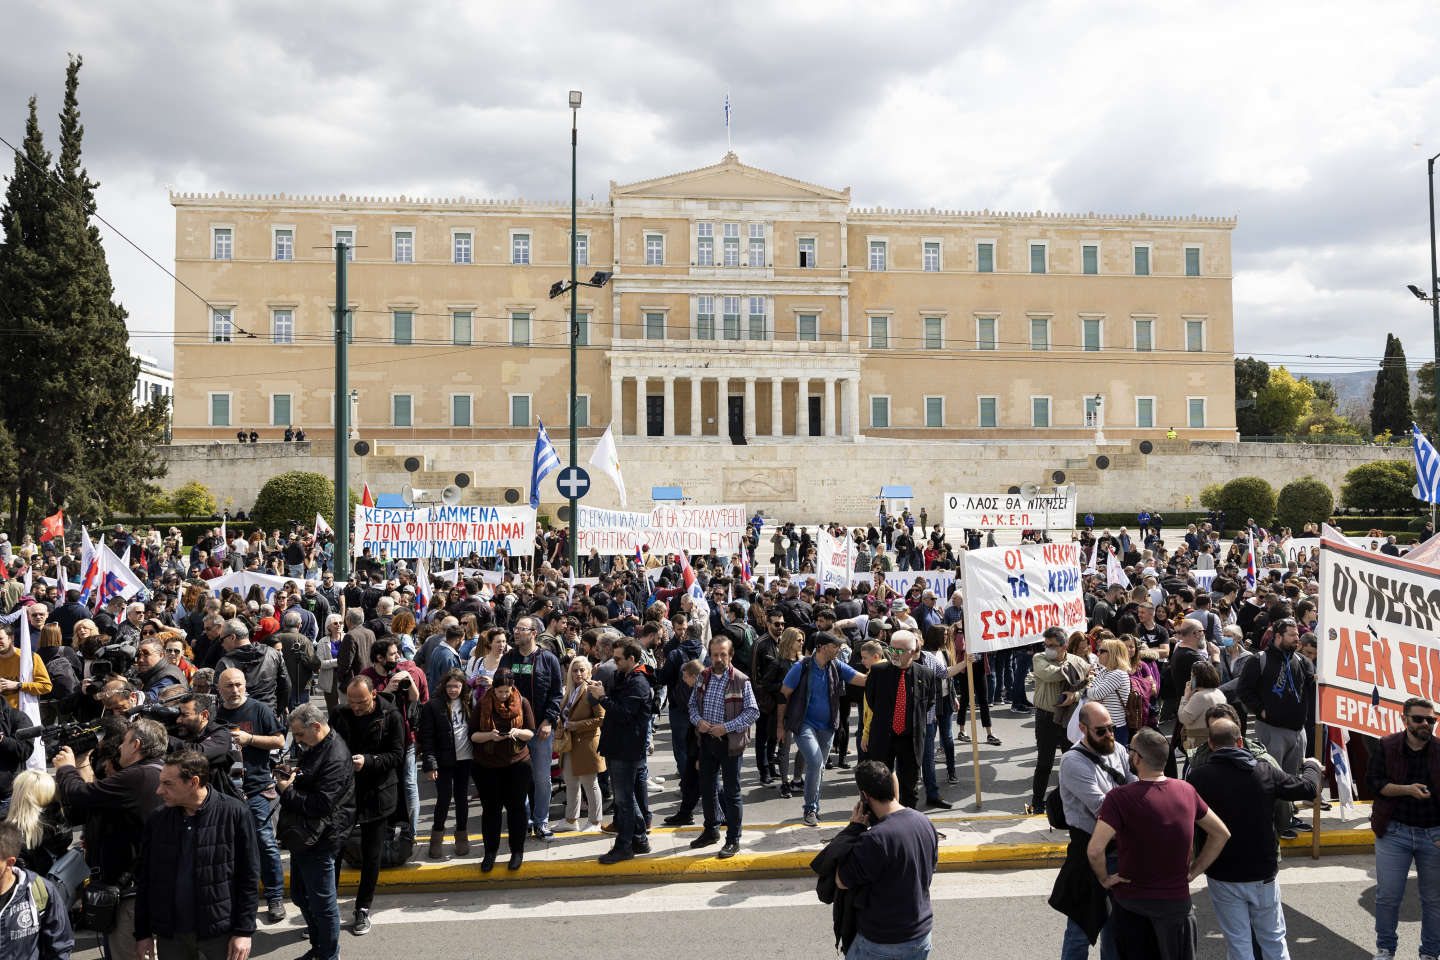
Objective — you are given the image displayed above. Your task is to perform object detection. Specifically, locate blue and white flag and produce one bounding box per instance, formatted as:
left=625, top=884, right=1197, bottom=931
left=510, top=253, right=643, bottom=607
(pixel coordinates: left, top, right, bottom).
left=530, top=420, right=561, bottom=509
left=1413, top=423, right=1440, bottom=503
left=724, top=93, right=731, bottom=129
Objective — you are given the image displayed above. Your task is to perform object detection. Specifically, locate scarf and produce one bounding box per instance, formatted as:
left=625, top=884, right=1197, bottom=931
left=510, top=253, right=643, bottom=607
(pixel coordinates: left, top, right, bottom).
left=476, top=687, right=524, bottom=732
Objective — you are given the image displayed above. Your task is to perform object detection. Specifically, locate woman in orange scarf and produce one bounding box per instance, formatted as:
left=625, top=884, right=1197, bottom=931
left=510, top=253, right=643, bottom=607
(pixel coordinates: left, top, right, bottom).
left=468, top=667, right=536, bottom=872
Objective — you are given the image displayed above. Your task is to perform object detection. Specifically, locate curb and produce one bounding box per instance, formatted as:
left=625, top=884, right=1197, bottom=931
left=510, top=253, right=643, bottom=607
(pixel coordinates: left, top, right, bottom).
left=313, top=826, right=1377, bottom=894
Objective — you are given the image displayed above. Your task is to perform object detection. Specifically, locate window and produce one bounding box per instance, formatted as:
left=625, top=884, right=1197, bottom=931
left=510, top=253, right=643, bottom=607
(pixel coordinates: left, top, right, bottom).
left=453, top=232, right=472, bottom=264
left=334, top=228, right=355, bottom=261
left=511, top=311, right=531, bottom=346
left=452, top=311, right=472, bottom=346
left=1133, top=245, right=1150, bottom=276
left=1030, top=317, right=1050, bottom=351
left=392, top=311, right=413, bottom=346
left=510, top=394, right=531, bottom=427
left=723, top=296, right=741, bottom=340
left=1186, top=319, right=1204, bottom=352
left=512, top=233, right=530, bottom=265
left=392, top=394, right=413, bottom=427
left=924, top=317, right=943, bottom=350
left=274, top=228, right=293, bottom=261
left=748, top=296, right=766, bottom=340
left=212, top=227, right=232, bottom=260
left=1136, top=397, right=1155, bottom=429
left=272, top=309, right=294, bottom=345
left=869, top=240, right=887, bottom=271
left=573, top=233, right=589, bottom=267
left=749, top=223, right=766, bottom=267
left=977, top=241, right=994, bottom=273
left=1031, top=397, right=1051, bottom=428
left=870, top=396, right=890, bottom=428
left=571, top=394, right=590, bottom=428
left=923, top=241, right=941, bottom=272
left=925, top=396, right=944, bottom=428
left=271, top=394, right=292, bottom=426
left=1134, top=318, right=1154, bottom=352
left=696, top=296, right=715, bottom=340
left=869, top=316, right=889, bottom=349
left=210, top=308, right=233, bottom=343
left=394, top=230, right=413, bottom=263
left=1030, top=243, right=1047, bottom=274
left=209, top=393, right=231, bottom=426
left=696, top=223, right=714, bottom=266
left=723, top=223, right=740, bottom=267
left=797, top=314, right=818, bottom=341
left=798, top=236, right=816, bottom=268
left=976, top=317, right=997, bottom=351
left=1082, top=317, right=1102, bottom=352
left=1082, top=244, right=1098, bottom=275
left=452, top=394, right=472, bottom=427
left=573, top=312, right=589, bottom=346
left=645, top=312, right=665, bottom=340
left=1185, top=246, right=1201, bottom=277
left=978, top=396, right=998, bottom=428
left=645, top=234, right=664, bottom=266
left=1084, top=395, right=1102, bottom=428
left=1188, top=398, right=1206, bottom=429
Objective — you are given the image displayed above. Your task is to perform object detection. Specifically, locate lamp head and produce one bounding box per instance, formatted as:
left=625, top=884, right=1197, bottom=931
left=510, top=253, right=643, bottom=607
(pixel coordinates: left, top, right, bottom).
left=1408, top=283, right=1430, bottom=301
left=589, top=270, right=613, bottom=288
left=549, top=281, right=567, bottom=300
left=569, top=90, right=582, bottom=110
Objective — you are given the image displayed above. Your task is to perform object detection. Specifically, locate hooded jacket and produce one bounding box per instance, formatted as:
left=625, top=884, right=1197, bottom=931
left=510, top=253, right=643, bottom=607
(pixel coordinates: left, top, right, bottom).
left=598, top=664, right=653, bottom=763
left=0, top=867, right=72, bottom=960
left=217, top=642, right=291, bottom=716
left=656, top=631, right=704, bottom=708
left=1187, top=745, right=1319, bottom=882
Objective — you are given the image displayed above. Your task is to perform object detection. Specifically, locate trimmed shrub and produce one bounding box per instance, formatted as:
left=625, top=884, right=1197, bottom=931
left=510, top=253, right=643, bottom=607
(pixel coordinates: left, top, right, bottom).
left=1198, top=483, right=1223, bottom=510
left=1275, top=477, right=1334, bottom=533
left=1340, top=460, right=1418, bottom=515
left=252, top=472, right=336, bottom=530
left=169, top=481, right=216, bottom=520
left=1217, top=477, right=1276, bottom=527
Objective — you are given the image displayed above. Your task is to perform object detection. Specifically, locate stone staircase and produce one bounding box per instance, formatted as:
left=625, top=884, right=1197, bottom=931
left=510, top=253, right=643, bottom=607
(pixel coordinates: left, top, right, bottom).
left=1029, top=439, right=1192, bottom=488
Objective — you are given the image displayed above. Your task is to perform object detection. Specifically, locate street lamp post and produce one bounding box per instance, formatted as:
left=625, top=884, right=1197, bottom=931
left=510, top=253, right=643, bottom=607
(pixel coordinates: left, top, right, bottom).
left=569, top=89, right=581, bottom=575
left=1429, top=152, right=1440, bottom=440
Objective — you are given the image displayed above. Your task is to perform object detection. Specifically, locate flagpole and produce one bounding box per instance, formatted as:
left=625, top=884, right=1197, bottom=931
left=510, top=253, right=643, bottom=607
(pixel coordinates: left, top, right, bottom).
left=965, top=652, right=982, bottom=810
left=1310, top=720, right=1324, bottom=860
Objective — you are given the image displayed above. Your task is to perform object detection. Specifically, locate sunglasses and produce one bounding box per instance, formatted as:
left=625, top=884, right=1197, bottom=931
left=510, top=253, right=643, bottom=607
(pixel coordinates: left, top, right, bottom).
left=1408, top=715, right=1437, bottom=726
left=1088, top=724, right=1117, bottom=735
left=884, top=646, right=915, bottom=656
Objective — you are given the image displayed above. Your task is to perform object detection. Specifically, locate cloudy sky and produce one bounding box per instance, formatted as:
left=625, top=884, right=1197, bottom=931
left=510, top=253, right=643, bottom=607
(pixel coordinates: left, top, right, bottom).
left=2, top=0, right=1437, bottom=375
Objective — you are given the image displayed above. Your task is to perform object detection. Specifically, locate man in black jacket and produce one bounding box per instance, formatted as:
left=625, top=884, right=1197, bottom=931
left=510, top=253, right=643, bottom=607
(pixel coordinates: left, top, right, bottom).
left=135, top=751, right=259, bottom=960
left=216, top=619, right=290, bottom=717
left=277, top=704, right=354, bottom=960
left=0, top=696, right=32, bottom=805
left=169, top=691, right=241, bottom=801
left=1188, top=716, right=1321, bottom=958
left=332, top=677, right=404, bottom=936
left=593, top=641, right=654, bottom=865
left=54, top=718, right=167, bottom=960
left=656, top=623, right=704, bottom=826
left=1238, top=617, right=1313, bottom=780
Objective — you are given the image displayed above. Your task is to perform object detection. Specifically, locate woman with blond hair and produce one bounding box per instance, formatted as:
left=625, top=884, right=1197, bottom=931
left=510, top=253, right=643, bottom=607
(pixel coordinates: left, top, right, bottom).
left=1089, top=638, right=1134, bottom=746
left=4, top=770, right=70, bottom=874
left=556, top=655, right=605, bottom=832
left=768, top=628, right=806, bottom=798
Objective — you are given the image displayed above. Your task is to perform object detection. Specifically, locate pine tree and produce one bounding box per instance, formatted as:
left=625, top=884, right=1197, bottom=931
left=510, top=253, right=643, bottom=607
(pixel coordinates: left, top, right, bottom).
left=0, top=57, right=166, bottom=540
left=1371, top=333, right=1414, bottom=436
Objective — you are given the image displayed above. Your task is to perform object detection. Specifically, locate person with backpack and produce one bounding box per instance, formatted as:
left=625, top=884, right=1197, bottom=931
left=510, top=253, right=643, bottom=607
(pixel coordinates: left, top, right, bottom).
left=777, top=632, right=868, bottom=826
left=0, top=821, right=73, bottom=960
left=1049, top=702, right=1135, bottom=960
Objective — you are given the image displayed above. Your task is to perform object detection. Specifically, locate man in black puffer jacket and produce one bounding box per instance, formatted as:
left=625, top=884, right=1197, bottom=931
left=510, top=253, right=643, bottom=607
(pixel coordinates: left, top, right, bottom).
left=331, top=676, right=403, bottom=937
left=135, top=752, right=259, bottom=960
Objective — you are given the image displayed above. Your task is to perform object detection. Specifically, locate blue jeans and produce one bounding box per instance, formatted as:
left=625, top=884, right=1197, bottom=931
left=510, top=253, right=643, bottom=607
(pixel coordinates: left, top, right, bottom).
left=792, top=723, right=835, bottom=814
left=1374, top=822, right=1440, bottom=956
left=247, top=792, right=285, bottom=901
left=402, top=743, right=419, bottom=836
left=291, top=847, right=340, bottom=960
left=669, top=705, right=693, bottom=811
left=922, top=720, right=940, bottom=800
left=527, top=729, right=555, bottom=829
left=1207, top=877, right=1288, bottom=960
left=846, top=930, right=931, bottom=960
left=608, top=758, right=646, bottom=848
left=1009, top=648, right=1031, bottom=706
left=1061, top=853, right=1119, bottom=960
left=698, top=736, right=743, bottom=843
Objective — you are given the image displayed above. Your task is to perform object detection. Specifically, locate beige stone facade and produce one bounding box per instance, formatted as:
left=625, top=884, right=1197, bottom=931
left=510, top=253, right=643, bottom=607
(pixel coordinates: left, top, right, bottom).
left=170, top=153, right=1236, bottom=445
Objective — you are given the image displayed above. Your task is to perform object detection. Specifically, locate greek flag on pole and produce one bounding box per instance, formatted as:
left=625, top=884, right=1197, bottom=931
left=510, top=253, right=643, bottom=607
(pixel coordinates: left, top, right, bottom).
left=724, top=93, right=730, bottom=128
left=1413, top=423, right=1440, bottom=503
left=530, top=420, right=561, bottom=509
left=16, top=614, right=42, bottom=771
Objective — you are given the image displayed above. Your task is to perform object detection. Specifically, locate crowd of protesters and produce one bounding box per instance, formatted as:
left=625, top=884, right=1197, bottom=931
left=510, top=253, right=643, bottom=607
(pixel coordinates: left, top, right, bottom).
left=0, top=505, right=1434, bottom=960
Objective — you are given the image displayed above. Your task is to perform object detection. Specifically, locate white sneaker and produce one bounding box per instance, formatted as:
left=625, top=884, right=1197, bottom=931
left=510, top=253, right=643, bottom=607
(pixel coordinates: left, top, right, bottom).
left=580, top=820, right=600, bottom=832
left=1373, top=951, right=1395, bottom=960
left=647, top=776, right=665, bottom=789
left=555, top=819, right=578, bottom=832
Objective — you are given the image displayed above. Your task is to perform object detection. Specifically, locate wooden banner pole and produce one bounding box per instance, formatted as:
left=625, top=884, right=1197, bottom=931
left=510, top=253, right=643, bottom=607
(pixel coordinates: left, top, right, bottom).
left=967, top=655, right=982, bottom=810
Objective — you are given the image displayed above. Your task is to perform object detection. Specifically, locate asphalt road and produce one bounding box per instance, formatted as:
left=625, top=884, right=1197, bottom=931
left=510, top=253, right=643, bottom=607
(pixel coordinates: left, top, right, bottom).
left=68, top=853, right=1416, bottom=959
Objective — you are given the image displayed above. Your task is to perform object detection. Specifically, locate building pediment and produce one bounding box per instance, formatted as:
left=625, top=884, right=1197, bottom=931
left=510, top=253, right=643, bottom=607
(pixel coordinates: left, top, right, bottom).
left=611, top=152, right=849, bottom=203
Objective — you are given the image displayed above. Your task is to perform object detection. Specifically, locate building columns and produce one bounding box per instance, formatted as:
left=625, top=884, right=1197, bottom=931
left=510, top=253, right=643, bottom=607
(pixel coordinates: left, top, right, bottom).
left=800, top=379, right=812, bottom=437
left=716, top=376, right=729, bottom=437
left=610, top=375, right=623, bottom=434
left=844, top=377, right=860, bottom=439
left=634, top=375, right=647, bottom=436
left=662, top=376, right=675, bottom=438
left=743, top=377, right=757, bottom=438
left=770, top=377, right=784, bottom=437
left=690, top=377, right=702, bottom=437
left=823, top=378, right=837, bottom=437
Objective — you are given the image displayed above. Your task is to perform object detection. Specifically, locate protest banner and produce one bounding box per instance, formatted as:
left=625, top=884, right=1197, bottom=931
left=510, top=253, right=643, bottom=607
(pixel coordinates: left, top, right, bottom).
left=816, top=530, right=855, bottom=592
left=943, top=491, right=1076, bottom=531
left=203, top=570, right=295, bottom=603
left=1317, top=531, right=1440, bottom=740
left=961, top=543, right=1085, bottom=655
left=576, top=504, right=747, bottom=556
left=883, top=571, right=957, bottom=599
left=353, top=505, right=535, bottom=559
left=1281, top=537, right=1321, bottom=564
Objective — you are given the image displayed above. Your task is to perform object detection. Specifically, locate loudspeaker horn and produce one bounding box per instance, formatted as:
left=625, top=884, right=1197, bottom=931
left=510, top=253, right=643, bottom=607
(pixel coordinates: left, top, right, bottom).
left=454, top=473, right=471, bottom=488
left=403, top=456, right=421, bottom=473
left=441, top=485, right=462, bottom=506
left=352, top=440, right=371, bottom=456
left=401, top=485, right=431, bottom=507
left=1020, top=481, right=1039, bottom=499
left=503, top=488, right=521, bottom=504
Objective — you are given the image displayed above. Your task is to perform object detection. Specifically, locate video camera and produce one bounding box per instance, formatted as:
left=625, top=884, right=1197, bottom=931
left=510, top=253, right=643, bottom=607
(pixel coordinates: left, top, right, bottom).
left=13, top=703, right=181, bottom=761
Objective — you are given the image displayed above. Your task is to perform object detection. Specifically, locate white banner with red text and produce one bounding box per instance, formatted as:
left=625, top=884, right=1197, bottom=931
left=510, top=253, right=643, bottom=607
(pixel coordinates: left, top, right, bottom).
left=575, top=504, right=747, bottom=556
left=961, top=542, right=1085, bottom=654
left=353, top=505, right=536, bottom=559
left=943, top=492, right=1076, bottom=531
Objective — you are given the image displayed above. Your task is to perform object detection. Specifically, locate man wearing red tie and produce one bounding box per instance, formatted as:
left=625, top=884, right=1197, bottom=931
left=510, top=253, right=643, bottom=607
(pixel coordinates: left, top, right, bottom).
left=860, top=630, right=965, bottom=810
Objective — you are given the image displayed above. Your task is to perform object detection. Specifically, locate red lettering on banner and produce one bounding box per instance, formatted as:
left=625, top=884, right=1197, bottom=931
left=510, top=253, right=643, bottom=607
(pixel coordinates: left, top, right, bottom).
left=1402, top=643, right=1423, bottom=697
left=1357, top=637, right=1375, bottom=686
left=1335, top=628, right=1358, bottom=681
left=1374, top=634, right=1397, bottom=690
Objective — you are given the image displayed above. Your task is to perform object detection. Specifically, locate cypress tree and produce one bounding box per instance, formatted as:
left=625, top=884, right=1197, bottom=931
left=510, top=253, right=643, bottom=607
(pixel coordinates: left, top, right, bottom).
left=1371, top=334, right=1414, bottom=437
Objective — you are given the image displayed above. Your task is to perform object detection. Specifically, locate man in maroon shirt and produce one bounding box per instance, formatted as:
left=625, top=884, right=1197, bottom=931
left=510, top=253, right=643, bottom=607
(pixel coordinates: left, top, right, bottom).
left=1087, top=727, right=1230, bottom=959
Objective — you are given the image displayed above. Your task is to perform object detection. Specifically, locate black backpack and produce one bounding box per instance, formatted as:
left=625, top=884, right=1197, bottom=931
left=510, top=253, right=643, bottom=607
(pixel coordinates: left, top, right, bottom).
left=1045, top=747, right=1127, bottom=830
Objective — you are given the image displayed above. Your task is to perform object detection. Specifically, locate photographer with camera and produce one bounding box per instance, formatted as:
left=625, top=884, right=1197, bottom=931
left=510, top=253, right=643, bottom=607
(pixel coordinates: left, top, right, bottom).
left=214, top=668, right=288, bottom=925
left=0, top=622, right=51, bottom=713
left=216, top=619, right=290, bottom=718
left=360, top=637, right=426, bottom=838
left=0, top=821, right=73, bottom=960
left=53, top=718, right=167, bottom=960
left=134, top=638, right=187, bottom=703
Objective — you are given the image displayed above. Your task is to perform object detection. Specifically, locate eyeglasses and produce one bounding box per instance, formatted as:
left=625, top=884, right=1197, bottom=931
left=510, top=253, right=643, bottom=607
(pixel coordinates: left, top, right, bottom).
left=1408, top=715, right=1437, bottom=726
left=1088, top=724, right=1117, bottom=735
left=885, top=646, right=915, bottom=656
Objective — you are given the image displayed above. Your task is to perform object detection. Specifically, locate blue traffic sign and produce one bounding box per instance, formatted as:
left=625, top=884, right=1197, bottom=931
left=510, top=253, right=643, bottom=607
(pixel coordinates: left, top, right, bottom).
left=556, top=466, right=591, bottom=500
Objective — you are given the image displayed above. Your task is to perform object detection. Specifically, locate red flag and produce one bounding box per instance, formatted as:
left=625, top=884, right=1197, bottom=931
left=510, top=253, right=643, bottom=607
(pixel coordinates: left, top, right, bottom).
left=362, top=484, right=374, bottom=508
left=39, top=510, right=63, bottom=543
